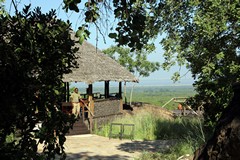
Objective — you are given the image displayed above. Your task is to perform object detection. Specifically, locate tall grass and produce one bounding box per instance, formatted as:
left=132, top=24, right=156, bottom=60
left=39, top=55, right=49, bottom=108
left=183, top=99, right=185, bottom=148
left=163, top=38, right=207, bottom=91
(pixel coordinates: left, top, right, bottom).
left=94, top=110, right=207, bottom=159
left=96, top=111, right=205, bottom=141
left=95, top=110, right=168, bottom=140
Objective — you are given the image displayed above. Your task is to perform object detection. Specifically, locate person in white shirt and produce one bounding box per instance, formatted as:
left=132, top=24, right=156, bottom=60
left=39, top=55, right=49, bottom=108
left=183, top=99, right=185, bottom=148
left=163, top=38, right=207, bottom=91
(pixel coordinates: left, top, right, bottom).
left=70, top=88, right=82, bottom=118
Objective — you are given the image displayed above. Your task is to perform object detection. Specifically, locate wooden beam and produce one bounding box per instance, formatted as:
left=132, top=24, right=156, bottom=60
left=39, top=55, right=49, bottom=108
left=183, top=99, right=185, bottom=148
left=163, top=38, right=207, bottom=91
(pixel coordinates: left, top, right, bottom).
left=86, top=85, right=94, bottom=133
left=87, top=84, right=93, bottom=96
left=124, top=81, right=127, bottom=104
left=119, top=82, right=122, bottom=99
left=104, top=81, right=109, bottom=98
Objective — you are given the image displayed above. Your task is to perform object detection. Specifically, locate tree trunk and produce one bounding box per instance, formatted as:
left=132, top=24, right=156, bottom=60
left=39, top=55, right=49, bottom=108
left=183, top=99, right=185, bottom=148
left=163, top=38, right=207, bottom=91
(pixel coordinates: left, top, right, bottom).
left=194, top=83, right=240, bottom=160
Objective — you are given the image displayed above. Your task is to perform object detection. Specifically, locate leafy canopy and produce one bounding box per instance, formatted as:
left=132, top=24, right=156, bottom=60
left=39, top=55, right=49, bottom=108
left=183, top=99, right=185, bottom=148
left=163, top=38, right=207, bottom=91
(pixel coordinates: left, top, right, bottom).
left=103, top=46, right=160, bottom=78
left=0, top=5, right=78, bottom=159
left=63, top=0, right=240, bottom=125
left=3, top=2, right=240, bottom=159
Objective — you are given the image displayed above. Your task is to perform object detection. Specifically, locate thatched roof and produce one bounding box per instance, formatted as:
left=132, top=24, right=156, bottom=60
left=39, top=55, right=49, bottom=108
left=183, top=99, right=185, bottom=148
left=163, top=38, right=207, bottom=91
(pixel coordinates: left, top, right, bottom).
left=62, top=35, right=138, bottom=84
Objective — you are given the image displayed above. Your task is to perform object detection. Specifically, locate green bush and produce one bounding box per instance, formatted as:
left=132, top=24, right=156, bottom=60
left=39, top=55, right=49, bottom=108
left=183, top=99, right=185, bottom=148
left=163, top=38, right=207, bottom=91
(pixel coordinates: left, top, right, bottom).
left=137, top=141, right=193, bottom=160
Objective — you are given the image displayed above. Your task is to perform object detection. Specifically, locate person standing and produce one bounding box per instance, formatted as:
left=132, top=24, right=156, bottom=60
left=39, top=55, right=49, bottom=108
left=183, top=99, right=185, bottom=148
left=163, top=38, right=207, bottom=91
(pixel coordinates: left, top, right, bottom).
left=70, top=88, right=82, bottom=118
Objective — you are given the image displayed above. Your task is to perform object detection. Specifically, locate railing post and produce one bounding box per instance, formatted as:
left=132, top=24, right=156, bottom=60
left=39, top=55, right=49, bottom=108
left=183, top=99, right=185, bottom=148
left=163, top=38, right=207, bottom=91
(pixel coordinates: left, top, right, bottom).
left=109, top=123, right=134, bottom=140
left=109, top=123, right=123, bottom=140
left=82, top=104, right=85, bottom=121
left=89, top=115, right=93, bottom=133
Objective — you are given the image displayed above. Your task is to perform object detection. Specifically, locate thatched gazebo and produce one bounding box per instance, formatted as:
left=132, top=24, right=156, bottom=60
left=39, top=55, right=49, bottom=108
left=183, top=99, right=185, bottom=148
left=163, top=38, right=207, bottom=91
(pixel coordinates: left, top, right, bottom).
left=63, top=40, right=138, bottom=84
left=62, top=38, right=138, bottom=98
left=62, top=34, right=138, bottom=132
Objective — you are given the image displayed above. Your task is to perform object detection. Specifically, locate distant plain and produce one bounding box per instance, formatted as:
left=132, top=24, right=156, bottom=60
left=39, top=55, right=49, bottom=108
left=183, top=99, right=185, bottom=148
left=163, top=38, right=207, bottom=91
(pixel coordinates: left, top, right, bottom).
left=74, top=83, right=196, bottom=111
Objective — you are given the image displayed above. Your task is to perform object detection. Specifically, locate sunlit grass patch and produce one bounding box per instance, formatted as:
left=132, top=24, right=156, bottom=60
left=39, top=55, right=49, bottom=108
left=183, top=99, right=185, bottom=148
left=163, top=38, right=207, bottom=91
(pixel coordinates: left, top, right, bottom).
left=94, top=106, right=207, bottom=159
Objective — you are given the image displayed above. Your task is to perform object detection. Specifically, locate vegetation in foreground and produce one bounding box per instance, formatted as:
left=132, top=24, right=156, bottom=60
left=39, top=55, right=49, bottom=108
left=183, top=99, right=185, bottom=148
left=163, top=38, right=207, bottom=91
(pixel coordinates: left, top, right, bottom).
left=0, top=6, right=77, bottom=160
left=64, top=0, right=240, bottom=127
left=94, top=106, right=209, bottom=159
left=2, top=0, right=239, bottom=158
left=137, top=141, right=193, bottom=160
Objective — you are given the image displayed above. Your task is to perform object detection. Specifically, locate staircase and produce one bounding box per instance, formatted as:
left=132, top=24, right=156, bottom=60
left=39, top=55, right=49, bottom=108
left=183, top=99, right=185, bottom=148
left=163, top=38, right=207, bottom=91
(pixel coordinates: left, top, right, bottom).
left=67, top=118, right=90, bottom=135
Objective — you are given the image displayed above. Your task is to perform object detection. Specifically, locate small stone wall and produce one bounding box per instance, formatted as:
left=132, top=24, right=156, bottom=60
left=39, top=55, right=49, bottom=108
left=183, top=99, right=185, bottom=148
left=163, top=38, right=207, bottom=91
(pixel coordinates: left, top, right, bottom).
left=93, top=114, right=123, bottom=131
left=94, top=98, right=122, bottom=117
left=92, top=98, right=123, bottom=131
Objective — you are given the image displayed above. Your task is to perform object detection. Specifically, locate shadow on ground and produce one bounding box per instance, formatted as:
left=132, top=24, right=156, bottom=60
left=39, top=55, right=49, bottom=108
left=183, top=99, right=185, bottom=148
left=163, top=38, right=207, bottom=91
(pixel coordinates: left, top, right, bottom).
left=65, top=140, right=174, bottom=160
left=46, top=134, right=177, bottom=160
left=116, top=139, right=174, bottom=153
left=66, top=152, right=131, bottom=160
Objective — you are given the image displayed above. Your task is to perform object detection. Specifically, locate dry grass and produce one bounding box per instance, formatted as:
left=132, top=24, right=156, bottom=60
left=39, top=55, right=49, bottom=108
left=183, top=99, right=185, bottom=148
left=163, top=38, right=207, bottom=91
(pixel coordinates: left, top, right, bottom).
left=123, top=103, right=174, bottom=120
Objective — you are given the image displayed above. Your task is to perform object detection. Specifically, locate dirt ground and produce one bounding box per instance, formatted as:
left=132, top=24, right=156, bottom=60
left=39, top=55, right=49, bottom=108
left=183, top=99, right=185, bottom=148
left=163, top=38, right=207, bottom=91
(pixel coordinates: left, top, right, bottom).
left=38, top=104, right=192, bottom=160
left=38, top=134, right=174, bottom=160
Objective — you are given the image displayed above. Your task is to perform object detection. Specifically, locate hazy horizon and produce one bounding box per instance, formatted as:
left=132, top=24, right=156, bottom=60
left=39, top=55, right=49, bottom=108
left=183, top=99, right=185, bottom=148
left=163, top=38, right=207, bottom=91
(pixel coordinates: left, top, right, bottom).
left=69, top=78, right=195, bottom=94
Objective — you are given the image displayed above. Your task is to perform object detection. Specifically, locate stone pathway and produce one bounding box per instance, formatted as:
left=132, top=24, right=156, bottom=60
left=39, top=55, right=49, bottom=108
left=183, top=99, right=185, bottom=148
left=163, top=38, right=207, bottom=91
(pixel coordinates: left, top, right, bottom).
left=39, top=134, right=173, bottom=160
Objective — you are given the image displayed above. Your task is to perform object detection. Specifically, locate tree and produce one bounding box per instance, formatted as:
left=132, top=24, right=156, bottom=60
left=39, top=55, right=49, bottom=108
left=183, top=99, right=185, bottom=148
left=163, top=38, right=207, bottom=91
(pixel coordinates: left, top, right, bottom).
left=0, top=0, right=5, bottom=15
left=0, top=5, right=78, bottom=159
left=3, top=0, right=240, bottom=158
left=63, top=0, right=240, bottom=126
left=63, top=0, right=240, bottom=158
left=103, top=46, right=160, bottom=78
left=103, top=45, right=160, bottom=104
left=154, top=0, right=240, bottom=125
left=194, top=83, right=240, bottom=159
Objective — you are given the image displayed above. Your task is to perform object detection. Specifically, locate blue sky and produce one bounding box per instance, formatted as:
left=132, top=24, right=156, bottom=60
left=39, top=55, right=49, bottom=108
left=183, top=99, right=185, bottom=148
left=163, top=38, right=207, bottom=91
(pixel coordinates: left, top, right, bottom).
left=4, top=0, right=194, bottom=86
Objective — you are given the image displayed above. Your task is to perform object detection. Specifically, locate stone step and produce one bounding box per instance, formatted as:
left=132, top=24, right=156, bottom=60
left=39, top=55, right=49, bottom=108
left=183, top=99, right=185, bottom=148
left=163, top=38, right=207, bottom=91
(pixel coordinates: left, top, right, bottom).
left=67, top=119, right=90, bottom=135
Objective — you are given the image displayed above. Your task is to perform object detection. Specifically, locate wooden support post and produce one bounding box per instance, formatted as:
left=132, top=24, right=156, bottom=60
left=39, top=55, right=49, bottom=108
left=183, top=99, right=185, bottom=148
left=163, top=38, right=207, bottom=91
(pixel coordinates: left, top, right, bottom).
left=87, top=84, right=94, bottom=133
left=89, top=115, right=93, bottom=133
left=120, top=99, right=123, bottom=113
left=88, top=84, right=93, bottom=95
left=104, top=81, right=109, bottom=98
left=88, top=95, right=94, bottom=114
left=86, top=84, right=93, bottom=99
left=119, top=82, right=122, bottom=99
left=82, top=105, right=85, bottom=121
left=124, top=81, right=127, bottom=104
left=88, top=95, right=94, bottom=133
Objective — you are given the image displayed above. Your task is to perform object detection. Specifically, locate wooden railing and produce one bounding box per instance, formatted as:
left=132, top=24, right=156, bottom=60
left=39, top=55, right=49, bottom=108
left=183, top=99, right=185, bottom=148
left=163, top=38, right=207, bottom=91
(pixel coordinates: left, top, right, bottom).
left=61, top=98, right=95, bottom=133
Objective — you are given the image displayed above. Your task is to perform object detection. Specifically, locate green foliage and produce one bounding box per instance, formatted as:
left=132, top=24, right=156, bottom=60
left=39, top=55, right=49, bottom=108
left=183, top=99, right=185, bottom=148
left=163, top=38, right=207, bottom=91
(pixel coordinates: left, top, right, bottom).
left=76, top=25, right=90, bottom=44
left=150, top=0, right=240, bottom=125
left=103, top=46, right=160, bottom=77
left=63, top=0, right=240, bottom=127
left=63, top=0, right=81, bottom=13
left=0, top=6, right=78, bottom=159
left=0, top=0, right=5, bottom=15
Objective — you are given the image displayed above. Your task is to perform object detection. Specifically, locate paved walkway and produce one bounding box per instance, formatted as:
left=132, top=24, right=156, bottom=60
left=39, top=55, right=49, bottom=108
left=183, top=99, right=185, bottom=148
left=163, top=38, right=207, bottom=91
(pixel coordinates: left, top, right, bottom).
left=39, top=134, right=173, bottom=160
